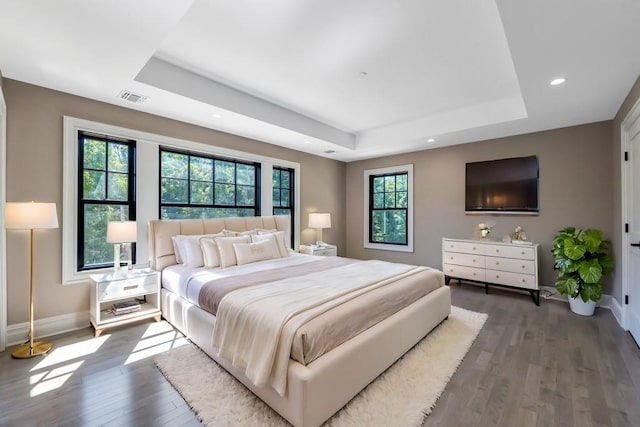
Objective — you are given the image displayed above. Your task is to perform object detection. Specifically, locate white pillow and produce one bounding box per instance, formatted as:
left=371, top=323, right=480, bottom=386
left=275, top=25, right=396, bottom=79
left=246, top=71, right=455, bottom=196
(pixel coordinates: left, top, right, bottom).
left=256, top=230, right=289, bottom=257
left=171, top=236, right=183, bottom=264
left=222, top=229, right=258, bottom=237
left=215, top=236, right=251, bottom=268
left=234, top=239, right=281, bottom=266
left=174, top=233, right=223, bottom=267
left=200, top=238, right=221, bottom=268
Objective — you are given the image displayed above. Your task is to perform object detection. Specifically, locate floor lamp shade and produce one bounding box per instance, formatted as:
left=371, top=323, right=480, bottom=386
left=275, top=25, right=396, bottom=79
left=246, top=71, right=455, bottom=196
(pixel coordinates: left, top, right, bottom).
left=309, top=213, right=331, bottom=246
left=4, top=202, right=59, bottom=359
left=5, top=202, right=58, bottom=229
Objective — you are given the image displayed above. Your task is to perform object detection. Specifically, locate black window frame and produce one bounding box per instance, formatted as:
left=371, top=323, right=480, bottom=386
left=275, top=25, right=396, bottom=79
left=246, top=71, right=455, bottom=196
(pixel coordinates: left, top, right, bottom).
left=159, top=147, right=261, bottom=219
left=272, top=166, right=295, bottom=247
left=77, top=131, right=136, bottom=271
left=368, top=171, right=409, bottom=246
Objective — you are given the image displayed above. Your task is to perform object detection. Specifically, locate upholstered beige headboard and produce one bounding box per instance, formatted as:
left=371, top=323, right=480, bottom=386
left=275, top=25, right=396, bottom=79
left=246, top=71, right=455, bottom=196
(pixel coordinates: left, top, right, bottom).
left=148, top=215, right=291, bottom=271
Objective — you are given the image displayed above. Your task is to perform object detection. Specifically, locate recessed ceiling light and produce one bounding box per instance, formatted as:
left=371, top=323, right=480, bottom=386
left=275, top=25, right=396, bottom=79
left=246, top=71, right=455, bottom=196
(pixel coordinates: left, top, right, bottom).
left=304, top=140, right=311, bottom=144
left=212, top=113, right=222, bottom=119
left=359, top=71, right=368, bottom=77
left=427, top=138, right=435, bottom=143
left=550, top=77, right=567, bottom=86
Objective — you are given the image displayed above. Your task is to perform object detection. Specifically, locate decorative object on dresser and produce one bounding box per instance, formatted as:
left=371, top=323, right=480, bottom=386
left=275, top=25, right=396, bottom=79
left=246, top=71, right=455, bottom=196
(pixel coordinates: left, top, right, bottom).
left=89, top=268, right=161, bottom=336
left=107, top=220, right=137, bottom=272
left=299, top=243, right=337, bottom=256
left=308, top=212, right=331, bottom=246
left=4, top=202, right=59, bottom=359
left=443, top=237, right=540, bottom=305
left=552, top=227, right=614, bottom=316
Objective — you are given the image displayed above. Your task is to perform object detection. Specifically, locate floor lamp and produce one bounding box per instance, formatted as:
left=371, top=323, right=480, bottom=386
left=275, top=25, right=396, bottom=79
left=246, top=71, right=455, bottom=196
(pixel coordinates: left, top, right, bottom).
left=5, top=202, right=59, bottom=359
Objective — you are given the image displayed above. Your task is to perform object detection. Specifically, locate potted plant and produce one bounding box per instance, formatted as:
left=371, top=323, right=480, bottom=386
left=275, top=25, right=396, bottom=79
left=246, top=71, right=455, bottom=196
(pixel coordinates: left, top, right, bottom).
left=552, top=227, right=614, bottom=316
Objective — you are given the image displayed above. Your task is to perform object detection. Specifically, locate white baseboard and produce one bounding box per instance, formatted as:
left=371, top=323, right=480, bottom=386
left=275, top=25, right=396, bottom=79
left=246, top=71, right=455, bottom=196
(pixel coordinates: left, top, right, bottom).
left=7, top=310, right=90, bottom=346
left=598, top=294, right=624, bottom=328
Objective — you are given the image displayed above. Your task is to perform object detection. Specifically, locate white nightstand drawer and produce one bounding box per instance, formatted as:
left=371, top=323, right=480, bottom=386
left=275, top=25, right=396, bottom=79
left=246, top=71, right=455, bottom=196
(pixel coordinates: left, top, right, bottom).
left=97, top=274, right=159, bottom=301
left=485, top=256, right=535, bottom=275
left=300, top=244, right=337, bottom=256
left=443, top=264, right=485, bottom=282
left=443, top=240, right=485, bottom=255
left=443, top=252, right=485, bottom=268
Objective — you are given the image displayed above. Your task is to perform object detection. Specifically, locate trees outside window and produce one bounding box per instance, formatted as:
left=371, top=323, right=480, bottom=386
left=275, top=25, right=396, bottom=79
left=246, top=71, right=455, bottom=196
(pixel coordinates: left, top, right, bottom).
left=160, top=148, right=259, bottom=219
left=78, top=132, right=135, bottom=270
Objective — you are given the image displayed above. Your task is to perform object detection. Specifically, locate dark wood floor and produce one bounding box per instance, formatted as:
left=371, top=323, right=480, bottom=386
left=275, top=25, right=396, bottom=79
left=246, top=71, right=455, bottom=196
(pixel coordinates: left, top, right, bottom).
left=1, top=283, right=639, bottom=426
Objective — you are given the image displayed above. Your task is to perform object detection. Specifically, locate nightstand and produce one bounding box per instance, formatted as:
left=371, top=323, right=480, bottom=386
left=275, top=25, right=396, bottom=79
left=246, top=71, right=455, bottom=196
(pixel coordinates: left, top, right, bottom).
left=300, top=244, right=337, bottom=256
left=89, top=268, right=161, bottom=337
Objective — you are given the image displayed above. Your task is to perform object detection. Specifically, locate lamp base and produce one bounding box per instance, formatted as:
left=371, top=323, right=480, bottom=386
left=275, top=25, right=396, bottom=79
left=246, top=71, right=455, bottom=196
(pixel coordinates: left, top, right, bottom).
left=11, top=341, right=53, bottom=359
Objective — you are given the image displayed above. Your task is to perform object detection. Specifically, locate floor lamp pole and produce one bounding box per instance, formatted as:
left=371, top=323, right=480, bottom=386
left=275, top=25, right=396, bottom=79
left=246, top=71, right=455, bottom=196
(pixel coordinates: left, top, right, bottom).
left=11, top=228, right=53, bottom=359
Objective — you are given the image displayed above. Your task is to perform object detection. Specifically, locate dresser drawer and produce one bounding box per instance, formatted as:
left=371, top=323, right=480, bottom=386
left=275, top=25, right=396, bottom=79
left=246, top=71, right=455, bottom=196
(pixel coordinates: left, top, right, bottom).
left=484, top=270, right=537, bottom=290
left=485, top=245, right=535, bottom=260
left=98, top=274, right=158, bottom=301
left=485, top=256, right=535, bottom=275
left=443, top=240, right=485, bottom=255
left=443, top=252, right=485, bottom=268
left=443, top=264, right=486, bottom=282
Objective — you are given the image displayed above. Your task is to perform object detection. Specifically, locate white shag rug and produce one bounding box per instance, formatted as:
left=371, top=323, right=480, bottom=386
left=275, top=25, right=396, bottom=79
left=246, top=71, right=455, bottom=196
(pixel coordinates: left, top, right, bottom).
left=155, top=306, right=487, bottom=426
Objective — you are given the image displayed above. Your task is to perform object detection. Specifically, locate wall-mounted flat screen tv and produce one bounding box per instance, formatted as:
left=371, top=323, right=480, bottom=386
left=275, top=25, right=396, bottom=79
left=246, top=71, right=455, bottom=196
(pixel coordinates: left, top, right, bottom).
left=465, top=156, right=539, bottom=214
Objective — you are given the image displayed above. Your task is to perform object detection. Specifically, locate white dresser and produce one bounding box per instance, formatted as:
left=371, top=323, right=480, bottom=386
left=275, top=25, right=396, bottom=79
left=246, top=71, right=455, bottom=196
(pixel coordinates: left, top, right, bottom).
left=442, top=238, right=540, bottom=305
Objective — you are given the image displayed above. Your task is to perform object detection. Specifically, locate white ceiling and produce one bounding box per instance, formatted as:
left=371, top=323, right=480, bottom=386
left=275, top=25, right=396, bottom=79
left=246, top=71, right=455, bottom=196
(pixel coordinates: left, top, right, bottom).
left=1, top=0, right=639, bottom=161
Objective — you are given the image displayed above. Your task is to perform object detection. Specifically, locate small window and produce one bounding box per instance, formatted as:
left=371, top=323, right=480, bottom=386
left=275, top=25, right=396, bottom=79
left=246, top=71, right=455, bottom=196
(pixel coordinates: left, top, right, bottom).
left=273, top=166, right=295, bottom=246
left=78, top=132, right=136, bottom=270
left=364, top=164, right=413, bottom=252
left=159, top=148, right=260, bottom=219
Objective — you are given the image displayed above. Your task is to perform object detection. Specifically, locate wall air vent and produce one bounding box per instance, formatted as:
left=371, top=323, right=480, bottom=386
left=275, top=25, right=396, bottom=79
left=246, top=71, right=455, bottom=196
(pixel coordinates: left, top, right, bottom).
left=118, top=90, right=149, bottom=103
left=324, top=150, right=336, bottom=154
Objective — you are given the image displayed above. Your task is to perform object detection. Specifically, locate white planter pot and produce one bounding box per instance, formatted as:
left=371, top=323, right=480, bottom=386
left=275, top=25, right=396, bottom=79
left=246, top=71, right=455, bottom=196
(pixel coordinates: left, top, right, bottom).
left=568, top=295, right=597, bottom=316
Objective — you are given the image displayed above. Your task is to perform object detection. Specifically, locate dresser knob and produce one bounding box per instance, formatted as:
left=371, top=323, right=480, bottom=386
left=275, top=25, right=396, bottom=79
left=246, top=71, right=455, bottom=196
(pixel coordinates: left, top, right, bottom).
left=472, top=247, right=476, bottom=250
left=521, top=251, right=525, bottom=255
left=473, top=259, right=476, bottom=262
left=522, top=278, right=526, bottom=282
left=522, top=265, right=525, bottom=269
left=450, top=269, right=453, bottom=272
left=450, top=245, right=454, bottom=248
left=473, top=273, right=476, bottom=276
left=450, top=256, right=454, bottom=260
left=495, top=262, right=499, bottom=265
left=496, top=275, right=500, bottom=278
left=496, top=249, right=499, bottom=253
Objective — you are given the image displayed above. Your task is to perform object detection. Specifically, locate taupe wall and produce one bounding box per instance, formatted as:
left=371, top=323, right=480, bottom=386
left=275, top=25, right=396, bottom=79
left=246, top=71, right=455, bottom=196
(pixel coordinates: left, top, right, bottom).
left=345, top=122, right=614, bottom=292
left=612, top=75, right=640, bottom=303
left=4, top=79, right=346, bottom=325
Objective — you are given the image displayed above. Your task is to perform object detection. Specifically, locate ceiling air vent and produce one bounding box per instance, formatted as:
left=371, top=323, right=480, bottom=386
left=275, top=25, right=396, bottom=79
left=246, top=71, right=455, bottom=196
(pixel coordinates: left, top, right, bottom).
left=118, top=90, right=149, bottom=104
left=324, top=150, right=336, bottom=154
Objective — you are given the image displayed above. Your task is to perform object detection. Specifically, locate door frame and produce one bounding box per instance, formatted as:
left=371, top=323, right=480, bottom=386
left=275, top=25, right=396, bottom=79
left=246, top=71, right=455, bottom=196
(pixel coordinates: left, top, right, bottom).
left=0, top=86, right=6, bottom=352
left=621, top=96, right=640, bottom=332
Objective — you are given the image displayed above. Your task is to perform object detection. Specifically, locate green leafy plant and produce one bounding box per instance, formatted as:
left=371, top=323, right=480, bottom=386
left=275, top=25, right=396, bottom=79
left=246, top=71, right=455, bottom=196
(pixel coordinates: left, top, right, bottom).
left=552, top=227, right=614, bottom=303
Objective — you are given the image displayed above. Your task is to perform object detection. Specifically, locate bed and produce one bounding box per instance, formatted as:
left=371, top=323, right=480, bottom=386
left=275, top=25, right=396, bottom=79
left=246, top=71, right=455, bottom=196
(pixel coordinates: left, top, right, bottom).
left=149, top=215, right=451, bottom=427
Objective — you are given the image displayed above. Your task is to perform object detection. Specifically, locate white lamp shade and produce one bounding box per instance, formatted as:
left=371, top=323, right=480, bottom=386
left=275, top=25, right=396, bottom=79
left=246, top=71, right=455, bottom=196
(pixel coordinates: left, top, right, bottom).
left=309, top=213, right=331, bottom=229
left=107, top=221, right=137, bottom=243
left=5, top=202, right=59, bottom=230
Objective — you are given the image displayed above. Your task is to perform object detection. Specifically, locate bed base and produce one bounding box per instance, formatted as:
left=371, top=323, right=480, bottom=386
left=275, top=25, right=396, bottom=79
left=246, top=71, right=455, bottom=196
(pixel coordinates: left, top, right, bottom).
left=162, top=285, right=451, bottom=427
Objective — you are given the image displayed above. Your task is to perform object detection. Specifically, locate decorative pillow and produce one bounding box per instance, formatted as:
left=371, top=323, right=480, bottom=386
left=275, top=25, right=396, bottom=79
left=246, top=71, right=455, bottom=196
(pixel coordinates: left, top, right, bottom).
left=171, top=236, right=183, bottom=264
left=200, top=238, right=221, bottom=268
left=234, top=239, right=281, bottom=266
left=256, top=230, right=289, bottom=257
left=174, top=233, right=224, bottom=268
left=223, top=229, right=259, bottom=237
left=215, top=235, right=251, bottom=268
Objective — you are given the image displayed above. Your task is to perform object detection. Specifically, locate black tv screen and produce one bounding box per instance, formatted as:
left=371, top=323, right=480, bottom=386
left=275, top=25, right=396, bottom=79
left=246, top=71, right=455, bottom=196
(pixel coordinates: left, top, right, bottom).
left=465, top=156, right=539, bottom=214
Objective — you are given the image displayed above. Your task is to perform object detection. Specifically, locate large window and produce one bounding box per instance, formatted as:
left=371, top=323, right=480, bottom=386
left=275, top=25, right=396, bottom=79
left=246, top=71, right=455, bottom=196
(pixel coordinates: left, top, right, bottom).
left=78, top=131, right=136, bottom=270
left=364, top=164, right=413, bottom=252
left=160, top=148, right=260, bottom=219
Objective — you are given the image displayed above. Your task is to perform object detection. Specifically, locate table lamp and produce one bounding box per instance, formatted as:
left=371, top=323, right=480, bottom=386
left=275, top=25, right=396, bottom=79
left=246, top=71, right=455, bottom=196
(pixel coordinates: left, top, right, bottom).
left=5, top=202, right=59, bottom=359
left=308, top=213, right=331, bottom=247
left=107, top=221, right=137, bottom=272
